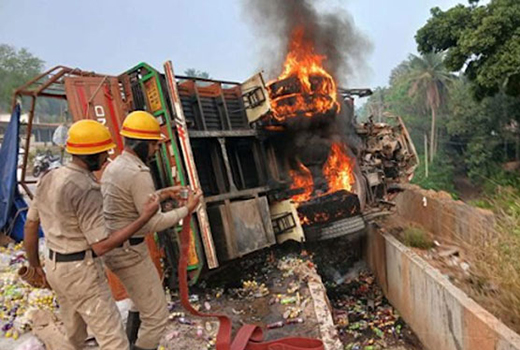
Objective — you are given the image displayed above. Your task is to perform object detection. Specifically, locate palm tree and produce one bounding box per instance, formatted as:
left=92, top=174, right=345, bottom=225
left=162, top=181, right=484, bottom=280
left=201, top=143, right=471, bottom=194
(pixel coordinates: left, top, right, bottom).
left=406, top=53, right=454, bottom=162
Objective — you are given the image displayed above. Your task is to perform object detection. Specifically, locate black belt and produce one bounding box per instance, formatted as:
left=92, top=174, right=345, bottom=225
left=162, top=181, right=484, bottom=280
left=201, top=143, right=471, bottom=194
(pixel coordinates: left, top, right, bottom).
left=49, top=249, right=97, bottom=262
left=118, top=237, right=145, bottom=248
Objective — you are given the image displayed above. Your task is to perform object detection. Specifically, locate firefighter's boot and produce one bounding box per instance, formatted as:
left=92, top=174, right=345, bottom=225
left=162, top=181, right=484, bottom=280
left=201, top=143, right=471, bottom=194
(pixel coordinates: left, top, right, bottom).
left=126, top=311, right=141, bottom=345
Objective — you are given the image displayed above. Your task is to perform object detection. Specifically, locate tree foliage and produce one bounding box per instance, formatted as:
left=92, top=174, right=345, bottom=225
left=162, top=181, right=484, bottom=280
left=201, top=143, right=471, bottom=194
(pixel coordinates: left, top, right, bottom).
left=365, top=52, right=520, bottom=188
left=416, top=0, right=520, bottom=99
left=0, top=44, right=44, bottom=112
left=447, top=78, right=520, bottom=179
left=184, top=68, right=211, bottom=79
left=406, top=53, right=454, bottom=160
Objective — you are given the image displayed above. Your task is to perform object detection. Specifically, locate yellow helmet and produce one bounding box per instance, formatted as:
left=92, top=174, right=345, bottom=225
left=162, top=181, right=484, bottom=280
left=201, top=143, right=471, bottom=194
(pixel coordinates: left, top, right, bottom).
left=66, top=120, right=116, bottom=155
left=120, top=111, right=163, bottom=140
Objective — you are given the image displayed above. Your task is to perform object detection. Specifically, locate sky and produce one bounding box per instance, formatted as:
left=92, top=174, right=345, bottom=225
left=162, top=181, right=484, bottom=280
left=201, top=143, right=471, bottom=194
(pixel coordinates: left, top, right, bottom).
left=0, top=0, right=473, bottom=89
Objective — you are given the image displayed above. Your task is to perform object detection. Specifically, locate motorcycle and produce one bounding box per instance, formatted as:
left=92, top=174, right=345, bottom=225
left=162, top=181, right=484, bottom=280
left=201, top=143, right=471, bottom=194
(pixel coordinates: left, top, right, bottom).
left=32, top=151, right=61, bottom=177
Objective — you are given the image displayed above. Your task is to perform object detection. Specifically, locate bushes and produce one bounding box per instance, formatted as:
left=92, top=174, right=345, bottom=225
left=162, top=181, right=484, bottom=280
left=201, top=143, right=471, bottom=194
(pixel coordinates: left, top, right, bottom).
left=402, top=227, right=434, bottom=249
left=467, top=175, right=520, bottom=332
left=412, top=154, right=458, bottom=198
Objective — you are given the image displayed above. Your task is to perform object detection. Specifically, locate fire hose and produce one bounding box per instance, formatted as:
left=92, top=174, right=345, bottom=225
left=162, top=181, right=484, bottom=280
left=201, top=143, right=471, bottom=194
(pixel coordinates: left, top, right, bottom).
left=178, top=216, right=325, bottom=350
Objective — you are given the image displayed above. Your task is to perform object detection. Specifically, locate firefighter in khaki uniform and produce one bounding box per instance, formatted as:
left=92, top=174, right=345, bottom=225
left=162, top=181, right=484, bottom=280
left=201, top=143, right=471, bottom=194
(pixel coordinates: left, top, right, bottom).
left=101, top=111, right=202, bottom=350
left=23, top=120, right=160, bottom=350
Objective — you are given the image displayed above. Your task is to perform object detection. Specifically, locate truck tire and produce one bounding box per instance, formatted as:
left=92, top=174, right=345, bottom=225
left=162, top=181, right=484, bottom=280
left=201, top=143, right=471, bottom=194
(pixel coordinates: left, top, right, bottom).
left=304, top=215, right=366, bottom=242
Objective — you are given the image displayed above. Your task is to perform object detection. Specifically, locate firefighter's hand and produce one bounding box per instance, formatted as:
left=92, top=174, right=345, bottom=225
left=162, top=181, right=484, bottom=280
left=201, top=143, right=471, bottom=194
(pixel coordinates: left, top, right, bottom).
left=157, top=186, right=184, bottom=201
left=142, top=194, right=160, bottom=219
left=35, top=267, right=51, bottom=289
left=186, top=190, right=203, bottom=213
left=18, top=265, right=51, bottom=289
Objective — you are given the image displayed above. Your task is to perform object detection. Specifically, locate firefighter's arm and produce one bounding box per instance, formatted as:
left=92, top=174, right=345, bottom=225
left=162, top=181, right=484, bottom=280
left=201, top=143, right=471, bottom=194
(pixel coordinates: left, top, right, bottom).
left=90, top=194, right=160, bottom=256
left=24, top=220, right=41, bottom=268
left=132, top=172, right=189, bottom=232
left=74, top=184, right=159, bottom=256
left=22, top=199, right=50, bottom=289
left=24, top=198, right=41, bottom=268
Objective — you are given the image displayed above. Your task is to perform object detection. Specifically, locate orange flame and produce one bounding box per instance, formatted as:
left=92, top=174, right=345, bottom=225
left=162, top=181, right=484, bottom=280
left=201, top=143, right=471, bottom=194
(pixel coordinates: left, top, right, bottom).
left=323, top=142, right=355, bottom=193
left=268, top=27, right=340, bottom=120
left=289, top=161, right=313, bottom=203
left=290, top=142, right=355, bottom=203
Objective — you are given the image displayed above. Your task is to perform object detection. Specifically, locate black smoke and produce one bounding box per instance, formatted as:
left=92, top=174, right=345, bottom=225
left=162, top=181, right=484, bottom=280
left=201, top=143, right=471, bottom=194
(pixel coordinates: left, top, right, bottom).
left=242, top=0, right=370, bottom=196
left=241, top=0, right=372, bottom=86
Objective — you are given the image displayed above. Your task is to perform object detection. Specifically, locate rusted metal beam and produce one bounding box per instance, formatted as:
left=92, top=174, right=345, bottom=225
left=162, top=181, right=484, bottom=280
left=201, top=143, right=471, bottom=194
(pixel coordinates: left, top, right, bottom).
left=12, top=66, right=65, bottom=107
left=164, top=60, right=219, bottom=269
left=188, top=130, right=257, bottom=138
left=20, top=182, right=34, bottom=200
left=20, top=97, right=36, bottom=196
left=175, top=75, right=240, bottom=86
left=34, top=70, right=69, bottom=96
left=218, top=138, right=237, bottom=192
left=204, top=186, right=270, bottom=203
left=217, top=85, right=232, bottom=130
left=193, top=83, right=207, bottom=131
left=36, top=92, right=68, bottom=100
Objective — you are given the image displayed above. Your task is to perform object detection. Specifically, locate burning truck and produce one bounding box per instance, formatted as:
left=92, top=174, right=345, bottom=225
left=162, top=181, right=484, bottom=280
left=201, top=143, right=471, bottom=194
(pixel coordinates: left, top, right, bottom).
left=14, top=29, right=417, bottom=285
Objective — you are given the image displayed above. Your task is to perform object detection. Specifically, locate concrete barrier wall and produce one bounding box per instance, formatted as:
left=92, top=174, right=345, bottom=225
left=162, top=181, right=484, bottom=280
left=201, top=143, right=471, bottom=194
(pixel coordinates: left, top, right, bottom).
left=365, top=227, right=520, bottom=350
left=394, top=184, right=496, bottom=244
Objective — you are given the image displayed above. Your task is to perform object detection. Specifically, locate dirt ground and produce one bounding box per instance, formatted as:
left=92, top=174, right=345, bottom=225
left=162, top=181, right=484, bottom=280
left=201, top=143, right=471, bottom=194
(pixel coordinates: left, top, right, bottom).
left=2, top=236, right=424, bottom=350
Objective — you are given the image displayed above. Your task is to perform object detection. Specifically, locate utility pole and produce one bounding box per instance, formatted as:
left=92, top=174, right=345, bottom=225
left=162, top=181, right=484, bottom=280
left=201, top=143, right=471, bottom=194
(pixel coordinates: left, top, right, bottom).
left=424, top=134, right=429, bottom=178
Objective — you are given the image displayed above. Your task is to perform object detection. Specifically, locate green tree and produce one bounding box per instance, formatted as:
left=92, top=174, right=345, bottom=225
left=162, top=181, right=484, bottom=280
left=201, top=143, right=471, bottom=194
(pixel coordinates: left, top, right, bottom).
left=0, top=44, right=44, bottom=112
left=416, top=0, right=520, bottom=99
left=447, top=79, right=520, bottom=179
left=363, top=57, right=430, bottom=155
left=405, top=53, right=454, bottom=161
left=184, top=68, right=211, bottom=79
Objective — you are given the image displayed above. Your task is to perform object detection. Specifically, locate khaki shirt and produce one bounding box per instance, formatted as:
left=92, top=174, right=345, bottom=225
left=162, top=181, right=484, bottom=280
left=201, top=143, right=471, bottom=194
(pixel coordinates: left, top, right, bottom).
left=27, top=163, right=108, bottom=254
left=101, top=151, right=188, bottom=237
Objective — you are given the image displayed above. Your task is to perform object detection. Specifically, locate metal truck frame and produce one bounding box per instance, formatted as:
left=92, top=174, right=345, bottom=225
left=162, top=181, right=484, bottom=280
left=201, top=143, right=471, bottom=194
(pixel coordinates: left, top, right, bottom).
left=13, top=61, right=418, bottom=286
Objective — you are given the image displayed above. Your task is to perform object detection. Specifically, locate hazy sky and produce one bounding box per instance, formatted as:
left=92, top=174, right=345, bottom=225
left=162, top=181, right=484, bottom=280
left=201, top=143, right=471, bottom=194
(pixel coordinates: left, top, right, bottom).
left=0, top=0, right=471, bottom=88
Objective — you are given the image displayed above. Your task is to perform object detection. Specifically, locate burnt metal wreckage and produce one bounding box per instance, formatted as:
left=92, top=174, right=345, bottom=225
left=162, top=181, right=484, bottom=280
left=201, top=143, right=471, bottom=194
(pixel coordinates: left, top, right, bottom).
left=13, top=63, right=418, bottom=286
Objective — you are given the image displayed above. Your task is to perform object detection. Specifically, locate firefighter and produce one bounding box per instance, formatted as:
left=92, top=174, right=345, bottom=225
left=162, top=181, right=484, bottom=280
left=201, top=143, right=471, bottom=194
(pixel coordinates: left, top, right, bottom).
left=23, top=120, right=161, bottom=350
left=101, top=110, right=202, bottom=350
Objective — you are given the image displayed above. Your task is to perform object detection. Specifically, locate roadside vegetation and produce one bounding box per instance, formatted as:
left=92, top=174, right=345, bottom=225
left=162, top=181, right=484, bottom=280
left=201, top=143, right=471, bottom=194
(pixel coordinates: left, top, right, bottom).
left=467, top=182, right=520, bottom=332
left=359, top=0, right=520, bottom=331
left=402, top=227, right=434, bottom=250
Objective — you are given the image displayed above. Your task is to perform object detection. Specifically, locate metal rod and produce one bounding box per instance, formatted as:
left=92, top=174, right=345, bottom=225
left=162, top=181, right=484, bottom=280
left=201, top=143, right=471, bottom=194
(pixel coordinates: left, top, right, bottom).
left=20, top=97, right=36, bottom=194
left=13, top=66, right=65, bottom=102
left=204, top=186, right=270, bottom=203
left=35, top=70, right=68, bottom=95
left=175, top=75, right=240, bottom=86
left=424, top=133, right=429, bottom=178
left=218, top=86, right=232, bottom=130
left=21, top=182, right=34, bottom=200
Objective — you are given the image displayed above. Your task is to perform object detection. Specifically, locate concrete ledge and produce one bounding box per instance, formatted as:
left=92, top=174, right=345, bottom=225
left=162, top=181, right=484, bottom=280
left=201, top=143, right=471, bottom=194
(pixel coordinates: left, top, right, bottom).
left=394, top=184, right=496, bottom=244
left=365, top=226, right=520, bottom=350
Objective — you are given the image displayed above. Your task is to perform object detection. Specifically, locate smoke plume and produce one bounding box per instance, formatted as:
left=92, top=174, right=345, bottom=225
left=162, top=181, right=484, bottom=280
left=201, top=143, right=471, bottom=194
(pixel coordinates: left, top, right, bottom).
left=241, top=0, right=372, bottom=86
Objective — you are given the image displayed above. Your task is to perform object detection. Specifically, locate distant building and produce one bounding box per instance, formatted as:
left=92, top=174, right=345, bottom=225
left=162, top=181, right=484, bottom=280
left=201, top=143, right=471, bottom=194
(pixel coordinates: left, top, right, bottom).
left=0, top=113, right=61, bottom=146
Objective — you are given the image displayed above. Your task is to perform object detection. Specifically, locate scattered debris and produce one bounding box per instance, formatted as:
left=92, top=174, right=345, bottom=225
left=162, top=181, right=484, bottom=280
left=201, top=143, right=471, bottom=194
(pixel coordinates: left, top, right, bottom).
left=323, top=261, right=422, bottom=349
left=0, top=241, right=58, bottom=343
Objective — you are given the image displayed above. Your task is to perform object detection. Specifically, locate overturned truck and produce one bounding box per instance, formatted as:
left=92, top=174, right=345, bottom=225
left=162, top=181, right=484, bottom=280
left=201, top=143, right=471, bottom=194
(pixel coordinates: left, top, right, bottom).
left=14, top=62, right=418, bottom=284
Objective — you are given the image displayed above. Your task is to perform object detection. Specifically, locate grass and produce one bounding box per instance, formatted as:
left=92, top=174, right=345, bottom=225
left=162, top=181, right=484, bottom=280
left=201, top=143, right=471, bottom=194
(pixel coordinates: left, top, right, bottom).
left=402, top=227, right=434, bottom=250
left=467, top=184, right=520, bottom=332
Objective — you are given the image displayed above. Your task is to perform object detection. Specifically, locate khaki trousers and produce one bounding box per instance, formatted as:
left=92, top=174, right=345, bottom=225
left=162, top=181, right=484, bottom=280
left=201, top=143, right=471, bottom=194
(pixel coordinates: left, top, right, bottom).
left=104, top=241, right=169, bottom=349
left=45, top=254, right=129, bottom=350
